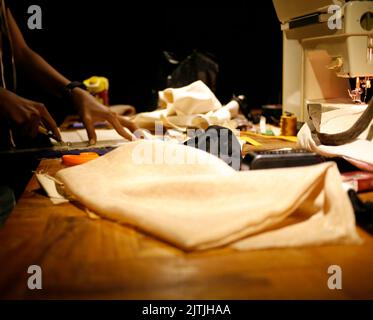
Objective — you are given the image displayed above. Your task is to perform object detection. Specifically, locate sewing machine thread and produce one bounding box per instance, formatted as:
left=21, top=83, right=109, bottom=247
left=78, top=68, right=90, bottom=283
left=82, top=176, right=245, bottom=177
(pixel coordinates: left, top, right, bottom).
left=280, top=113, right=297, bottom=136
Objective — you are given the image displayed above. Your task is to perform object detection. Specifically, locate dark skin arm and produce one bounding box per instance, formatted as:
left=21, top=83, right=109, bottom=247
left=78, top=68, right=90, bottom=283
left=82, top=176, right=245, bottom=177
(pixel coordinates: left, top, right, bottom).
left=3, top=8, right=137, bottom=144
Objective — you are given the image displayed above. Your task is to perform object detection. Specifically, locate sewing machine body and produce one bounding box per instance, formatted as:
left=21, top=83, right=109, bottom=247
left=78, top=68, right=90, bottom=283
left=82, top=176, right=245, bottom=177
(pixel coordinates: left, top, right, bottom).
left=273, top=0, right=373, bottom=121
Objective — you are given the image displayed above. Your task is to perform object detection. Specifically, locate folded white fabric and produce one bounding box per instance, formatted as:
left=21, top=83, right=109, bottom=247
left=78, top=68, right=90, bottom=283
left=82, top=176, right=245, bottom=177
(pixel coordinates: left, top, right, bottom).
left=159, top=80, right=222, bottom=116
left=134, top=80, right=238, bottom=131
left=298, top=106, right=373, bottom=171
left=56, top=140, right=361, bottom=251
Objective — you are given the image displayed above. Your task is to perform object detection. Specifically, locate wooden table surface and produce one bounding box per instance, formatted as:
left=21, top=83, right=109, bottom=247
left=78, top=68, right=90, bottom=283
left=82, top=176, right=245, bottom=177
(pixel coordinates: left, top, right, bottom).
left=1, top=155, right=373, bottom=300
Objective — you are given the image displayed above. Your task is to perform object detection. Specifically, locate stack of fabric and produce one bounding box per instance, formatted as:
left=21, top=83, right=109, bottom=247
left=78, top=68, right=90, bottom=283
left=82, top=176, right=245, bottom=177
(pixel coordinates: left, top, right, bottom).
left=134, top=80, right=239, bottom=131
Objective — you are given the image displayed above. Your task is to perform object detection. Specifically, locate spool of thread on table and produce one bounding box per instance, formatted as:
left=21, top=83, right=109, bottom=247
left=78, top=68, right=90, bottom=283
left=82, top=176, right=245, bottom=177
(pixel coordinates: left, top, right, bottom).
left=280, top=113, right=297, bottom=136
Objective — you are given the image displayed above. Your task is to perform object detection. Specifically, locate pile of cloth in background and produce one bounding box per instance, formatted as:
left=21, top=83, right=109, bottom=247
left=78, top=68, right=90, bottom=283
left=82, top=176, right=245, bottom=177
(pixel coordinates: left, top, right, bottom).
left=134, top=80, right=240, bottom=132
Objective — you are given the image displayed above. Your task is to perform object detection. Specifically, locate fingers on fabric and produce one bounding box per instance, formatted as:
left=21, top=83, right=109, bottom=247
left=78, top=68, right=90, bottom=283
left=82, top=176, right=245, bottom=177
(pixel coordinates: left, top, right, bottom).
left=81, top=112, right=97, bottom=145
left=106, top=112, right=137, bottom=141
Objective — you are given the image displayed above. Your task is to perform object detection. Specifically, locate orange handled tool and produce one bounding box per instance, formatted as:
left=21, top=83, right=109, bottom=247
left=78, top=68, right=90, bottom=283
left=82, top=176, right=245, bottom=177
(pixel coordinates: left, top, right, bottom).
left=62, top=152, right=99, bottom=166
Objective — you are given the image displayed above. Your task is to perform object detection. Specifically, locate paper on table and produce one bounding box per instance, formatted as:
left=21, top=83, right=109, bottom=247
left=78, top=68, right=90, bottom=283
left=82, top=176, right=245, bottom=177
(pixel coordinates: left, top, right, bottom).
left=60, top=129, right=126, bottom=143
left=50, top=129, right=132, bottom=149
left=36, top=173, right=69, bottom=204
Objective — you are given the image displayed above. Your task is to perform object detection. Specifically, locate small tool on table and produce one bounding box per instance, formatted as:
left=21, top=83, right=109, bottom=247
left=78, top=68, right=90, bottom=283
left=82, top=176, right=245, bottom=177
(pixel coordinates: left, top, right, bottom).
left=38, top=124, right=61, bottom=142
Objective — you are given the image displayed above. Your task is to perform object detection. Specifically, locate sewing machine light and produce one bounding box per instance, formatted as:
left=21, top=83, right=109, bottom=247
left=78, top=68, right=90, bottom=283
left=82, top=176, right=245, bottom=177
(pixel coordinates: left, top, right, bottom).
left=348, top=77, right=363, bottom=103
left=361, top=76, right=372, bottom=103
left=348, top=76, right=372, bottom=104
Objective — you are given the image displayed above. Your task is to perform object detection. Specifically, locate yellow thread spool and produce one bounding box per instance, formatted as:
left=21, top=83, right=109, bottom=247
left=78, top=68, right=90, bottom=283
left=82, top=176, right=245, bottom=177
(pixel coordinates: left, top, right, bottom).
left=280, top=113, right=297, bottom=136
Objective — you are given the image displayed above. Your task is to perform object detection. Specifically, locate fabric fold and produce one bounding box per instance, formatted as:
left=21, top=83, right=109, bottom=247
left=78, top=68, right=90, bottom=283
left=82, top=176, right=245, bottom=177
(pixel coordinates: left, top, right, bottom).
left=298, top=106, right=373, bottom=171
left=134, top=80, right=238, bottom=131
left=56, top=140, right=361, bottom=251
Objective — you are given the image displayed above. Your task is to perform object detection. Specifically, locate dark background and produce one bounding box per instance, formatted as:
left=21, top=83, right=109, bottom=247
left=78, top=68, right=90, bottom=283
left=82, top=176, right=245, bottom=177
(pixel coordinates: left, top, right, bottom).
left=8, top=0, right=282, bottom=112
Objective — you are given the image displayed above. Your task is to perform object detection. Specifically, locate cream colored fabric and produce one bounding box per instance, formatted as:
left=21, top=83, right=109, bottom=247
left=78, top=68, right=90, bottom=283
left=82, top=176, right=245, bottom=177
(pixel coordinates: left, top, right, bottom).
left=110, top=104, right=136, bottom=117
left=159, top=80, right=222, bottom=115
left=36, top=173, right=68, bottom=205
left=56, top=140, right=361, bottom=251
left=134, top=80, right=239, bottom=131
left=298, top=106, right=373, bottom=171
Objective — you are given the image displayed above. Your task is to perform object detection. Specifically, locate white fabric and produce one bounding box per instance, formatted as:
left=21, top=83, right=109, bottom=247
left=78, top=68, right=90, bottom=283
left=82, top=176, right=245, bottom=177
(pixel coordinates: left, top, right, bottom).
left=55, top=140, right=361, bottom=251
left=160, top=80, right=222, bottom=116
left=298, top=106, right=373, bottom=171
left=36, top=173, right=69, bottom=205
left=134, top=81, right=239, bottom=131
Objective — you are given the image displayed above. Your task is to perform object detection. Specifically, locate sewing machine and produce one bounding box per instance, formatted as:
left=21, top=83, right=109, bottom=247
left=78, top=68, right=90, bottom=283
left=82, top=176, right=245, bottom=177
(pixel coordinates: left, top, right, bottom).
left=273, top=0, right=373, bottom=121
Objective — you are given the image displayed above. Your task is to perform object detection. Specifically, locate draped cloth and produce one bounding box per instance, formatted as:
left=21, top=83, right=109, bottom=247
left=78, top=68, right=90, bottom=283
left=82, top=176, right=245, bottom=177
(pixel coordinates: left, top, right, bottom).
left=134, top=81, right=239, bottom=131
left=298, top=105, right=373, bottom=172
left=55, top=140, right=361, bottom=251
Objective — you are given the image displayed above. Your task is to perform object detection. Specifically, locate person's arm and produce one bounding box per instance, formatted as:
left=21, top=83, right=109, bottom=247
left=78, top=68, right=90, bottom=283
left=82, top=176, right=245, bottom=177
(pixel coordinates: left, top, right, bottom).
left=6, top=9, right=69, bottom=97
left=6, top=8, right=137, bottom=144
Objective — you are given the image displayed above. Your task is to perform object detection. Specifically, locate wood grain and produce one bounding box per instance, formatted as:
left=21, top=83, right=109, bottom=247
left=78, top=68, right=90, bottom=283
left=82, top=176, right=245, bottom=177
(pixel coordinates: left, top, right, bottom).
left=0, top=158, right=372, bottom=300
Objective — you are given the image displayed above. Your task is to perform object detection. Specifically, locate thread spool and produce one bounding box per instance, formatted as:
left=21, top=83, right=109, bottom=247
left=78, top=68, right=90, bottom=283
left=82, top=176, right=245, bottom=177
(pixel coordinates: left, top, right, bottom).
left=280, top=113, right=297, bottom=136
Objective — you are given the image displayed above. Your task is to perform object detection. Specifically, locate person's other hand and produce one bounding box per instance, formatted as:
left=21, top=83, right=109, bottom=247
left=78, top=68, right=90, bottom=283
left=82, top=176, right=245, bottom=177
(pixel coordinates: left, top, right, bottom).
left=71, top=88, right=138, bottom=145
left=0, top=88, right=61, bottom=141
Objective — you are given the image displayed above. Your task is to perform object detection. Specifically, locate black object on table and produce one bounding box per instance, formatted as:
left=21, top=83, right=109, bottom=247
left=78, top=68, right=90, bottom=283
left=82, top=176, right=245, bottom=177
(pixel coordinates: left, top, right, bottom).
left=348, top=189, right=373, bottom=235
left=184, top=125, right=242, bottom=171
left=241, top=149, right=325, bottom=170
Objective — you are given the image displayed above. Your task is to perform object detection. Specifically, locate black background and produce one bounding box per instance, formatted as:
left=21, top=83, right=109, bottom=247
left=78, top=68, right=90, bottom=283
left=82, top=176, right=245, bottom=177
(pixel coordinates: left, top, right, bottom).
left=8, top=0, right=282, bottom=112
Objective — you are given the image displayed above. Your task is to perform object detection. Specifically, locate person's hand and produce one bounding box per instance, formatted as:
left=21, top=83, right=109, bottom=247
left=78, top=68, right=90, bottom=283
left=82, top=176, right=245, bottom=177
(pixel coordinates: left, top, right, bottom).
left=70, top=88, right=138, bottom=145
left=0, top=88, right=61, bottom=141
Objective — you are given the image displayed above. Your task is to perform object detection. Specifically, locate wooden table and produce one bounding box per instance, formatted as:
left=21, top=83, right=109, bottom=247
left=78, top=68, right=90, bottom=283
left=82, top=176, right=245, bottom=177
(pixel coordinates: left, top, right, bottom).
left=1, top=156, right=373, bottom=299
